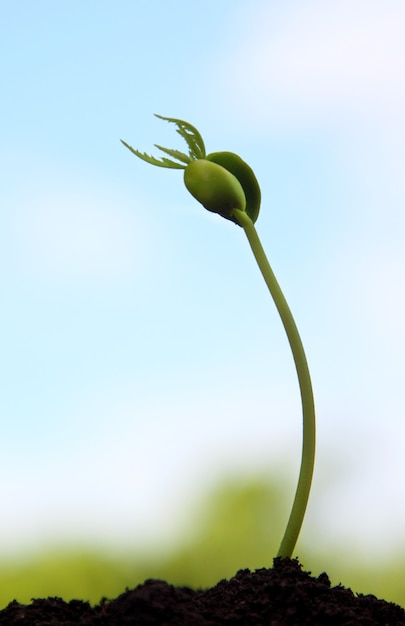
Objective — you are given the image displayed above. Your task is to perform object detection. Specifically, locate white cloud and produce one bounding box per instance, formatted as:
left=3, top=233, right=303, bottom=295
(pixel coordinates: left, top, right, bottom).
left=11, top=176, right=150, bottom=282
left=220, top=1, right=405, bottom=130
left=0, top=369, right=302, bottom=553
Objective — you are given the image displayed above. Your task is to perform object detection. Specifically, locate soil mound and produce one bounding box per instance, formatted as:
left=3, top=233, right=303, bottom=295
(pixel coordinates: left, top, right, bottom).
left=1, top=558, right=404, bottom=625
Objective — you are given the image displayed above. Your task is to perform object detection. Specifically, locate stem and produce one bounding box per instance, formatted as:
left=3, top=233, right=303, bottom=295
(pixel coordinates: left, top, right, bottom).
left=233, top=209, right=316, bottom=558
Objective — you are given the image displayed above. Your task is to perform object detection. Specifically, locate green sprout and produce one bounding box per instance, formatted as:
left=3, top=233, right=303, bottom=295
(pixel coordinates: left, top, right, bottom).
left=122, top=115, right=316, bottom=559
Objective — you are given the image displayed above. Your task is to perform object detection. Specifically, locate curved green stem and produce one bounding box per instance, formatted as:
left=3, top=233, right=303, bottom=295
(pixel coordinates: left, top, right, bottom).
left=233, top=209, right=316, bottom=559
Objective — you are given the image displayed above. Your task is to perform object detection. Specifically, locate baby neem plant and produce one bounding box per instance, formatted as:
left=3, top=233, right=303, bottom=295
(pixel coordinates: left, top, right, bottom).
left=122, top=115, right=316, bottom=559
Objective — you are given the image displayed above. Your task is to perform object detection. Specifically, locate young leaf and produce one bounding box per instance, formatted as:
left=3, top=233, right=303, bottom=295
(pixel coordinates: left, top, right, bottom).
left=154, top=115, right=206, bottom=160
left=154, top=144, right=192, bottom=165
left=120, top=140, right=186, bottom=169
left=121, top=115, right=206, bottom=169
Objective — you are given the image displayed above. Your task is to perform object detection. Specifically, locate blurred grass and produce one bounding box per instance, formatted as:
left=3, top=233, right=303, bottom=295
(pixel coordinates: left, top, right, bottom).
left=1, top=476, right=405, bottom=609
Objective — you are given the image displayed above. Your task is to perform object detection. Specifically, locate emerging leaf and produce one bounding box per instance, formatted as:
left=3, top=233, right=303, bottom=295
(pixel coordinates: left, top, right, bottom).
left=121, top=115, right=207, bottom=169
left=155, top=115, right=206, bottom=161
left=154, top=145, right=193, bottom=166
left=120, top=140, right=186, bottom=169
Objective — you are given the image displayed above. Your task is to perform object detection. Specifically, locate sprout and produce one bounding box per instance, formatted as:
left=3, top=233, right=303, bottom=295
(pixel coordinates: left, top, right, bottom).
left=122, top=116, right=316, bottom=559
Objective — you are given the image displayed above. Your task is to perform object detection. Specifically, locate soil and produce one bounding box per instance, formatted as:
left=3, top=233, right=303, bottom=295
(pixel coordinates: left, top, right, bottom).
left=1, top=558, right=404, bottom=625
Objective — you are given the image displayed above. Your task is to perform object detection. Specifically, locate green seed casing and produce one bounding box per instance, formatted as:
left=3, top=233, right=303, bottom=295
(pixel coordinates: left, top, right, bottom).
left=184, top=159, right=246, bottom=221
left=206, top=152, right=261, bottom=224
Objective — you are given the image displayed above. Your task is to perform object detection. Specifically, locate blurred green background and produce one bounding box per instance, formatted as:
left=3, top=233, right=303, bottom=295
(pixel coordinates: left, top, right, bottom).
left=1, top=474, right=405, bottom=609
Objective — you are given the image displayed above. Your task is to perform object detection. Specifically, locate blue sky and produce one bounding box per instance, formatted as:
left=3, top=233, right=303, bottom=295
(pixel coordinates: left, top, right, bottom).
left=1, top=1, right=405, bottom=560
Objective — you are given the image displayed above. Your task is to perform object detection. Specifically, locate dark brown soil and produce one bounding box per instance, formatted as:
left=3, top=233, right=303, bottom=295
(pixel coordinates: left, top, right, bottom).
left=1, top=558, right=404, bottom=625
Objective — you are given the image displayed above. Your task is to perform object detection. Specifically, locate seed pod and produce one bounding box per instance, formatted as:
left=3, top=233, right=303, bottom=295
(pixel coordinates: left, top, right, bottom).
left=184, top=159, right=246, bottom=221
left=206, top=152, right=261, bottom=224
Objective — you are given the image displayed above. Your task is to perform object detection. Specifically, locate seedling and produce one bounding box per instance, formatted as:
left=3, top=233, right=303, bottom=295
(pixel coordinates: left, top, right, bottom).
left=122, top=115, right=316, bottom=559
